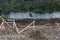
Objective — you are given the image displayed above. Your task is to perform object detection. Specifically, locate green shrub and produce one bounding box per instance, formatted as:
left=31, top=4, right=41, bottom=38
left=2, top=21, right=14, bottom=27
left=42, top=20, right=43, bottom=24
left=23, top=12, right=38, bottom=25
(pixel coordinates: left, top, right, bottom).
left=0, top=0, right=60, bottom=13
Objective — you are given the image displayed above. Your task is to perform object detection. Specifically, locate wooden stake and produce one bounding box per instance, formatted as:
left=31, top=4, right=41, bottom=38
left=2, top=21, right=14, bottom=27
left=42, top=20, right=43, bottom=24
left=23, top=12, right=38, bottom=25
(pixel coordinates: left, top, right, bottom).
left=33, top=21, right=35, bottom=30
left=14, top=22, right=19, bottom=33
left=18, top=20, right=35, bottom=34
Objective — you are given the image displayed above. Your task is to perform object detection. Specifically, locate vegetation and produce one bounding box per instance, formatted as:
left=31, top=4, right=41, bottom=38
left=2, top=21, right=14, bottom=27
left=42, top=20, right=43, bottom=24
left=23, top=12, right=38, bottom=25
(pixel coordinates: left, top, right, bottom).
left=0, top=0, right=60, bottom=13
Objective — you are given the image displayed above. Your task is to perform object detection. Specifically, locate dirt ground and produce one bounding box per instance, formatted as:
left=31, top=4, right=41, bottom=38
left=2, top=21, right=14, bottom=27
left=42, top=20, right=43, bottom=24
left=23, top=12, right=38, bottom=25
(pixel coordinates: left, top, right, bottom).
left=0, top=19, right=60, bottom=40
